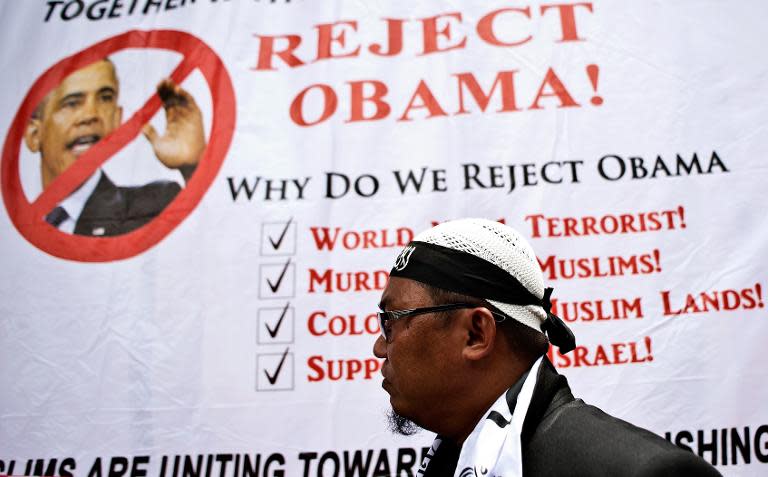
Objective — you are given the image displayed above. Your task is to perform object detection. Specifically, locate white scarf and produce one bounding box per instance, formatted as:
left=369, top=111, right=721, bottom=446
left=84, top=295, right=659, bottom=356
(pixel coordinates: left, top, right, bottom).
left=418, top=357, right=543, bottom=477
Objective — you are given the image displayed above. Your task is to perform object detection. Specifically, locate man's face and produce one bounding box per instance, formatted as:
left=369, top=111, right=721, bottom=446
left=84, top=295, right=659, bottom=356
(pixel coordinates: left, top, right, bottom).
left=373, top=277, right=464, bottom=430
left=24, top=60, right=122, bottom=188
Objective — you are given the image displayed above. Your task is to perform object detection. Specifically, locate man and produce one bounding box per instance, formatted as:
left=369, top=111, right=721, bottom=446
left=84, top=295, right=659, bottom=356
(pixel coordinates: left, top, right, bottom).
left=23, top=58, right=205, bottom=236
left=373, top=218, right=719, bottom=476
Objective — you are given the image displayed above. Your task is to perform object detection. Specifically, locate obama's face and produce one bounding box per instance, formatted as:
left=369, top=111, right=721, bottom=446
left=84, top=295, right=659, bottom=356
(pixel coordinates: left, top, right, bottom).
left=24, top=60, right=123, bottom=189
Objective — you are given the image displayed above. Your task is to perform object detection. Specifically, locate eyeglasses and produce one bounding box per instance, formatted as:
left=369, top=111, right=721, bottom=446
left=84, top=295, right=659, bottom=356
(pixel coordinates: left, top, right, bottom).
left=377, top=303, right=508, bottom=342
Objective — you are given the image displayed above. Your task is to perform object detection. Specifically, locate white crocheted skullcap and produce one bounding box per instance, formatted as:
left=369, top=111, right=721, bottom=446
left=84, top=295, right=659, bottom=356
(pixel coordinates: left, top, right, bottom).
left=412, top=218, right=547, bottom=332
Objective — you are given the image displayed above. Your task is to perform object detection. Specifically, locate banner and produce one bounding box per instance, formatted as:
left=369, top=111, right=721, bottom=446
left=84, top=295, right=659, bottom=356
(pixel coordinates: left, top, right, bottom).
left=1, top=1, right=766, bottom=475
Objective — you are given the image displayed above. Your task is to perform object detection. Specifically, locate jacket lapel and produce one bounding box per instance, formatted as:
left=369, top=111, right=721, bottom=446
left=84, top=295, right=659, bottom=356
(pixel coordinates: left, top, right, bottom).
left=74, top=173, right=127, bottom=237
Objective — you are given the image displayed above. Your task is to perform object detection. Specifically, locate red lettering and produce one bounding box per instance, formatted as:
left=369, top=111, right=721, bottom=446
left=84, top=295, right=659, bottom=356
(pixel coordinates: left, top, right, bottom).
left=290, top=84, right=338, bottom=127
left=612, top=343, right=628, bottom=364
left=529, top=68, right=579, bottom=109
left=310, top=227, right=340, bottom=250
left=420, top=12, right=467, bottom=55
left=307, top=269, right=389, bottom=293
left=308, top=311, right=327, bottom=336
left=662, top=284, right=764, bottom=316
left=369, top=18, right=404, bottom=56
left=476, top=7, right=532, bottom=47
left=309, top=269, right=332, bottom=293
left=306, top=356, right=383, bottom=382
left=254, top=34, right=304, bottom=70
left=399, top=80, right=448, bottom=121
left=316, top=21, right=361, bottom=60
left=540, top=3, right=593, bottom=42
left=525, top=214, right=545, bottom=238
left=455, top=71, right=520, bottom=114
left=347, top=80, right=390, bottom=122
left=550, top=338, right=652, bottom=368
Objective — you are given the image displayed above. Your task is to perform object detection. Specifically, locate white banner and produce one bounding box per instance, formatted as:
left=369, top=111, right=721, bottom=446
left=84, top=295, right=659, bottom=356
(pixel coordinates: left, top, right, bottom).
left=1, top=1, right=766, bottom=476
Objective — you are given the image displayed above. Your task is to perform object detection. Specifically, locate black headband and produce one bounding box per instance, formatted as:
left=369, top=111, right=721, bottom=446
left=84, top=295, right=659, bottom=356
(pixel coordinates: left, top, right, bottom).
left=390, top=241, right=576, bottom=353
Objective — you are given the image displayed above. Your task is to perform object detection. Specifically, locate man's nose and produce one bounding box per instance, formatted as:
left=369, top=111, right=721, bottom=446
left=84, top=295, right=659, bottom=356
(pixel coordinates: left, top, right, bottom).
left=75, top=96, right=99, bottom=125
left=373, top=334, right=387, bottom=359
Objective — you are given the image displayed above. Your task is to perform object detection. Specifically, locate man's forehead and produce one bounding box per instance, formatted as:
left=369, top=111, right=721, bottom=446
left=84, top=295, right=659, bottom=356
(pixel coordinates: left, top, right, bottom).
left=379, top=277, right=430, bottom=310
left=51, top=60, right=118, bottom=98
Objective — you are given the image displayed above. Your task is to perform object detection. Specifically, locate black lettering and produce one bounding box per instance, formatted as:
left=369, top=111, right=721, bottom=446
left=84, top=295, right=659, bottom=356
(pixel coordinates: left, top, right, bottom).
left=298, top=452, right=317, bottom=477
left=45, top=1, right=65, bottom=21
left=325, top=172, right=350, bottom=199
left=241, top=455, right=260, bottom=477
left=132, top=456, right=149, bottom=477
left=396, top=448, right=417, bottom=476
left=86, top=0, right=110, bottom=20
left=730, top=427, right=751, bottom=465
left=488, top=166, right=504, bottom=188
left=108, top=0, right=124, bottom=18
left=318, top=451, right=339, bottom=477
left=372, top=449, right=390, bottom=477
left=506, top=165, right=517, bottom=192
left=675, top=152, right=702, bottom=175
left=698, top=429, right=718, bottom=465
left=521, top=163, right=537, bottom=185
left=597, top=155, right=624, bottom=181
left=564, top=159, right=583, bottom=183
left=343, top=450, right=373, bottom=476
left=182, top=455, right=203, bottom=477
left=541, top=161, right=562, bottom=183
left=107, top=457, right=129, bottom=477
left=675, top=430, right=694, bottom=452
left=216, top=454, right=233, bottom=477
left=393, top=168, right=428, bottom=193
left=462, top=163, right=486, bottom=189
left=629, top=156, right=648, bottom=179
left=431, top=169, right=447, bottom=191
left=264, top=179, right=289, bottom=200
left=708, top=150, right=729, bottom=173
left=293, top=177, right=311, bottom=199
left=650, top=155, right=671, bottom=177
left=144, top=0, right=163, bottom=14
left=62, top=0, right=85, bottom=20
left=353, top=174, right=379, bottom=197
left=227, top=177, right=260, bottom=201
left=264, top=454, right=285, bottom=477
left=756, top=425, right=768, bottom=463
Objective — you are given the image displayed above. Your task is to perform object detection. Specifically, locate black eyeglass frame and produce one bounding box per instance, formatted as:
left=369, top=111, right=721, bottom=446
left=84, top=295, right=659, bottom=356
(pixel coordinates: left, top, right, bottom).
left=377, top=302, right=508, bottom=341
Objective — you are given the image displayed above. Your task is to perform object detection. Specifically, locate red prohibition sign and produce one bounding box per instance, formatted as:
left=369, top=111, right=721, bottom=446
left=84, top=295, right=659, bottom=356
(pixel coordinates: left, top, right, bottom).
left=1, top=30, right=235, bottom=262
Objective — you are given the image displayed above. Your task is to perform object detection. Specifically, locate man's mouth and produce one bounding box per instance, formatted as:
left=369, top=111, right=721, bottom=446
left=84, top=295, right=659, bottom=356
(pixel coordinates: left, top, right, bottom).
left=67, top=135, right=101, bottom=155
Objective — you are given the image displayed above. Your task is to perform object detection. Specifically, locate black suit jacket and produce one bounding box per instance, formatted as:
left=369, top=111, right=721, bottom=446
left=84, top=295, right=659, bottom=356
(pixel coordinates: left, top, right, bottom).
left=423, top=358, right=720, bottom=476
left=74, top=172, right=181, bottom=236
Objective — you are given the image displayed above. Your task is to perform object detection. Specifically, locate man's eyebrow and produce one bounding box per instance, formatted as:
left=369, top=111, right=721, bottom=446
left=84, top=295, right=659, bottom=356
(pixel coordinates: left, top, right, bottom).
left=57, top=92, right=84, bottom=105
left=97, top=86, right=117, bottom=96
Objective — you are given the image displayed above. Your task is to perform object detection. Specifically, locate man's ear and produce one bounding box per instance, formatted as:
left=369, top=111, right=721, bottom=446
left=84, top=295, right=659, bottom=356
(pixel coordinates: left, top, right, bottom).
left=461, top=308, right=497, bottom=361
left=24, top=119, right=41, bottom=153
left=116, top=105, right=123, bottom=125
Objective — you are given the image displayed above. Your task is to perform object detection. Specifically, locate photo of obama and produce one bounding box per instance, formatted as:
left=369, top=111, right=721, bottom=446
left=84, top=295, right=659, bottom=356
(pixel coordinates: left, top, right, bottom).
left=23, top=58, right=205, bottom=236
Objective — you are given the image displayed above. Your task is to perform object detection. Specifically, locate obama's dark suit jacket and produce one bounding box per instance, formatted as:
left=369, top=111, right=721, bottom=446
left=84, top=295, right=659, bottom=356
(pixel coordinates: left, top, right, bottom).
left=73, top=172, right=180, bottom=236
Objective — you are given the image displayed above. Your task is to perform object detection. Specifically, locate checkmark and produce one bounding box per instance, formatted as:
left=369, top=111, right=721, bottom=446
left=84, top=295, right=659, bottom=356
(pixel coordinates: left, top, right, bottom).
left=265, top=302, right=291, bottom=338
left=264, top=348, right=290, bottom=385
left=268, top=217, right=293, bottom=250
left=266, top=259, right=291, bottom=293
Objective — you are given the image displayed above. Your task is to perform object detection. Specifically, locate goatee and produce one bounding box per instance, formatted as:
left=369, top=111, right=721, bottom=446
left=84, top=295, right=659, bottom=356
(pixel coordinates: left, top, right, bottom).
left=387, top=408, right=421, bottom=436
